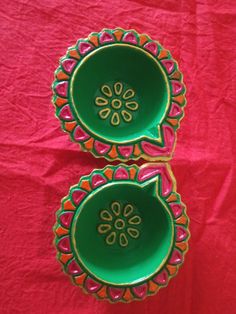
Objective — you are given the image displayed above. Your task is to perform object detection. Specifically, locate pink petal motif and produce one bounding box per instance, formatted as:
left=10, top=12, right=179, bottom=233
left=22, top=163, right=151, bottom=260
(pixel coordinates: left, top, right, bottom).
left=144, top=41, right=158, bottom=56
left=91, top=174, right=107, bottom=188
left=73, top=126, right=90, bottom=142
left=61, top=59, right=77, bottom=74
left=122, top=32, right=138, bottom=44
left=169, top=249, right=183, bottom=265
left=59, top=212, right=74, bottom=228
left=171, top=80, right=184, bottom=95
left=108, top=287, right=124, bottom=301
left=153, top=269, right=169, bottom=285
left=114, top=167, right=129, bottom=180
left=94, top=141, right=111, bottom=155
left=161, top=59, right=175, bottom=74
left=71, top=189, right=87, bottom=206
left=138, top=164, right=163, bottom=182
left=57, top=236, right=71, bottom=253
left=141, top=125, right=175, bottom=157
left=85, top=277, right=102, bottom=293
left=67, top=259, right=83, bottom=276
left=169, top=203, right=183, bottom=218
left=99, top=31, right=114, bottom=43
left=132, top=284, right=148, bottom=299
left=78, top=41, right=94, bottom=55
left=118, top=145, right=133, bottom=158
left=59, top=105, right=74, bottom=121
left=176, top=226, right=188, bottom=242
left=54, top=81, right=68, bottom=98
left=168, top=102, right=182, bottom=117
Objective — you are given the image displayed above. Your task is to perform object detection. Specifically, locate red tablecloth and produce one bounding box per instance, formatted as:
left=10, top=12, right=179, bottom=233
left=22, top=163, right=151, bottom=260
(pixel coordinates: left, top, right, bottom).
left=1, top=0, right=236, bottom=313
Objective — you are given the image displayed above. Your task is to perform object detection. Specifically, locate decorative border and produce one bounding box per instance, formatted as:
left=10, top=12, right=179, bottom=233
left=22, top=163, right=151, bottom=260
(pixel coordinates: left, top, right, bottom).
left=52, top=28, right=186, bottom=161
left=54, top=163, right=189, bottom=303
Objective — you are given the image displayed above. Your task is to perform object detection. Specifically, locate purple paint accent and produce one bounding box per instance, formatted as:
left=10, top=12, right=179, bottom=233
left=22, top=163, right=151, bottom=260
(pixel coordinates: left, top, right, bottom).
left=118, top=145, right=133, bottom=158
left=85, top=277, right=102, bottom=293
left=73, top=126, right=90, bottom=142
left=169, top=203, right=183, bottom=218
left=171, top=80, right=184, bottom=95
left=59, top=212, right=74, bottom=228
left=78, top=41, right=93, bottom=55
left=132, top=284, right=148, bottom=299
left=122, top=32, right=138, bottom=44
left=100, top=31, right=114, bottom=43
left=161, top=59, right=175, bottom=74
left=153, top=269, right=168, bottom=285
left=176, top=226, right=188, bottom=241
left=71, top=189, right=87, bottom=205
left=114, top=167, right=129, bottom=180
left=57, top=236, right=71, bottom=253
left=144, top=41, right=158, bottom=55
left=169, top=249, right=183, bottom=265
left=67, top=260, right=83, bottom=276
left=94, top=141, right=111, bottom=155
left=54, top=81, right=68, bottom=98
left=61, top=59, right=77, bottom=74
left=108, top=287, right=124, bottom=301
left=59, top=105, right=74, bottom=121
left=169, top=102, right=182, bottom=117
left=91, top=174, right=107, bottom=188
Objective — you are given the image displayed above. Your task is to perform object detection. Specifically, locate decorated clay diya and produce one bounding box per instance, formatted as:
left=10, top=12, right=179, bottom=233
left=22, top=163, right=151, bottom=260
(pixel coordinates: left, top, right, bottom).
left=54, top=163, right=189, bottom=303
left=52, top=28, right=186, bottom=161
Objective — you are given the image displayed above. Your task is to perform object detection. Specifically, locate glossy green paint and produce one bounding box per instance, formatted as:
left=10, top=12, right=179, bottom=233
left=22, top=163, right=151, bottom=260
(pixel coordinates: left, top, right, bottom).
left=71, top=181, right=173, bottom=285
left=70, top=44, right=170, bottom=143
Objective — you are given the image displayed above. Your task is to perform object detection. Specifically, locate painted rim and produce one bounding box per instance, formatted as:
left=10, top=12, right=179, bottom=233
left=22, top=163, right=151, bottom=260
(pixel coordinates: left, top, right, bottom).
left=54, top=163, right=189, bottom=303
left=52, top=28, right=186, bottom=161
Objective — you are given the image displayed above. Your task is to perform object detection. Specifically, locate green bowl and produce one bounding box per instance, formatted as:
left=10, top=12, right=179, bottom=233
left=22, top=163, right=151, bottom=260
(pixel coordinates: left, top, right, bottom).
left=54, top=164, right=189, bottom=303
left=52, top=28, right=186, bottom=161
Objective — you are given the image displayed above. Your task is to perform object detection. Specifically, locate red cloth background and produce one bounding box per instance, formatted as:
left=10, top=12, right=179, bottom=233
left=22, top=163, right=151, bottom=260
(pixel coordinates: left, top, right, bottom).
left=0, top=0, right=236, bottom=313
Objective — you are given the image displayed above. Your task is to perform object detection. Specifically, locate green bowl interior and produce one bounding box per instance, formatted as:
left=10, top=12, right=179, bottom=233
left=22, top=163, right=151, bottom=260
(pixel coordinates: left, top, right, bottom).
left=72, top=182, right=173, bottom=285
left=71, top=44, right=169, bottom=142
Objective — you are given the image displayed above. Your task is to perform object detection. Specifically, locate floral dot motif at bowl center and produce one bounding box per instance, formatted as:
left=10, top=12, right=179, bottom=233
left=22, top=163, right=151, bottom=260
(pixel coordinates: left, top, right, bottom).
left=95, top=82, right=139, bottom=126
left=97, top=201, right=142, bottom=247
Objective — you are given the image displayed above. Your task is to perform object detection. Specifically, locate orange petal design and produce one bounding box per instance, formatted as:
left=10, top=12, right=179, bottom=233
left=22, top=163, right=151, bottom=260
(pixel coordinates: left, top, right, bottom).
left=148, top=281, right=159, bottom=294
left=96, top=286, right=107, bottom=299
left=56, top=70, right=69, bottom=81
left=63, top=199, right=76, bottom=210
left=158, top=49, right=169, bottom=59
left=172, top=94, right=185, bottom=106
left=55, top=97, right=68, bottom=107
left=166, top=118, right=179, bottom=126
left=166, top=264, right=178, bottom=276
left=74, top=273, right=87, bottom=286
left=176, top=242, right=188, bottom=252
left=80, top=180, right=91, bottom=191
left=170, top=71, right=182, bottom=80
left=64, top=121, right=77, bottom=132
left=108, top=145, right=118, bottom=159
left=84, top=138, right=94, bottom=150
left=59, top=253, right=73, bottom=264
left=133, top=144, right=141, bottom=156
left=176, top=215, right=188, bottom=225
left=139, top=34, right=149, bottom=46
left=123, top=288, right=134, bottom=302
left=55, top=226, right=69, bottom=237
left=166, top=193, right=178, bottom=202
left=129, top=167, right=136, bottom=180
left=88, top=35, right=99, bottom=46
left=104, top=168, right=113, bottom=180
left=68, top=49, right=81, bottom=60
left=113, top=29, right=124, bottom=41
